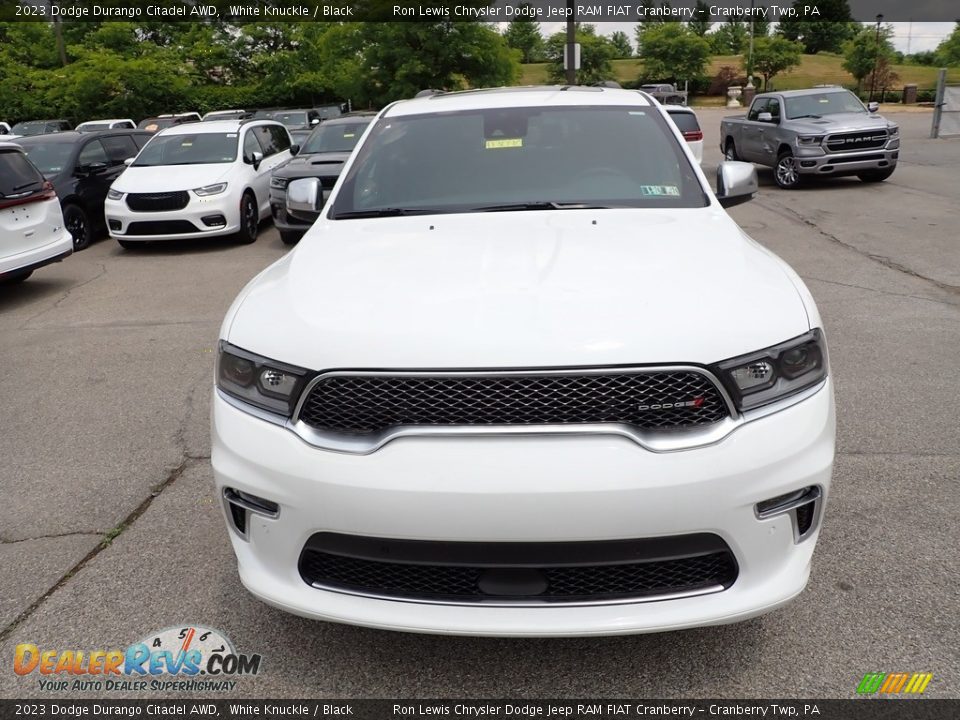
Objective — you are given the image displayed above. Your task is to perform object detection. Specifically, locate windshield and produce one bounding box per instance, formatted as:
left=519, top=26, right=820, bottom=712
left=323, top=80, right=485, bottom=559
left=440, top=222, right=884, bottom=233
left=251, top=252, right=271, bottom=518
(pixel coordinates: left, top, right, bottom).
left=11, top=122, right=55, bottom=136
left=133, top=133, right=237, bottom=166
left=785, top=91, right=866, bottom=119
left=330, top=105, right=706, bottom=218
left=301, top=121, right=370, bottom=154
left=270, top=112, right=308, bottom=128
left=20, top=142, right=73, bottom=175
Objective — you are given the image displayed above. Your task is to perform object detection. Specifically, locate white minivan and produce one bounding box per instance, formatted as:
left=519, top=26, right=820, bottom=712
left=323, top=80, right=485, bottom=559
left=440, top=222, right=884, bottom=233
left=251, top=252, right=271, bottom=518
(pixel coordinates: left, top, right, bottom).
left=0, top=142, right=72, bottom=284
left=104, top=119, right=292, bottom=248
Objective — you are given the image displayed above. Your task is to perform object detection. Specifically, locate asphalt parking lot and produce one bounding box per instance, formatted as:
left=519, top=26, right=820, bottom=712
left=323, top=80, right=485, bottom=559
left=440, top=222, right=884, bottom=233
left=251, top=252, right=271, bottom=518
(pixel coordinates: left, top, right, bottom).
left=1, top=108, right=958, bottom=699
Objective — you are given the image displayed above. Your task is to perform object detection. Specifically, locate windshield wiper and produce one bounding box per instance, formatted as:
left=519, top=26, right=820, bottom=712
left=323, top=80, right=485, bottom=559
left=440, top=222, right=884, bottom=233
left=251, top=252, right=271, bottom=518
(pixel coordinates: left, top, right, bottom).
left=475, top=201, right=612, bottom=212
left=790, top=114, right=823, bottom=120
left=11, top=180, right=42, bottom=192
left=332, top=208, right=429, bottom=219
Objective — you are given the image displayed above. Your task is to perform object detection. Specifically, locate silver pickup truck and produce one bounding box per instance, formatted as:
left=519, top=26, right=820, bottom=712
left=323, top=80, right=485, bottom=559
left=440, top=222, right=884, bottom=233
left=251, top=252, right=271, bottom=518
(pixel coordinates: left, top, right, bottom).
left=720, top=87, right=900, bottom=189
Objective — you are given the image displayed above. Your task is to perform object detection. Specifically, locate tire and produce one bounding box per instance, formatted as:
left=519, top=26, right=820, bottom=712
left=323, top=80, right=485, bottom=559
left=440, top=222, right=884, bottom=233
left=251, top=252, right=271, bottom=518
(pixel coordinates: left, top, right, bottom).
left=774, top=151, right=803, bottom=189
left=117, top=239, right=139, bottom=250
left=280, top=230, right=303, bottom=246
left=63, top=204, right=92, bottom=251
left=1, top=269, right=33, bottom=284
left=236, top=192, right=259, bottom=245
left=857, top=168, right=895, bottom=183
left=723, top=139, right=739, bottom=161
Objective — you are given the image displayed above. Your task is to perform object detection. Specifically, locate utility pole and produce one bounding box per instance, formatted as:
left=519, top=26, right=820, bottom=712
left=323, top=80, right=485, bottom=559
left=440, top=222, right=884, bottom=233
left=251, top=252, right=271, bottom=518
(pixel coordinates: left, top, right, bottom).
left=747, top=0, right=755, bottom=83
left=565, top=0, right=577, bottom=85
left=868, top=14, right=883, bottom=104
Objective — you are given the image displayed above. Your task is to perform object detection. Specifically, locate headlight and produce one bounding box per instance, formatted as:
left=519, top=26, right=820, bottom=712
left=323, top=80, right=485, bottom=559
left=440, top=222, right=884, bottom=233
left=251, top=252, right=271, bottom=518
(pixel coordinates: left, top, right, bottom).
left=193, top=182, right=228, bottom=196
left=216, top=342, right=309, bottom=417
left=107, top=188, right=124, bottom=201
left=270, top=176, right=289, bottom=190
left=713, top=329, right=827, bottom=412
left=888, top=126, right=899, bottom=138
left=796, top=136, right=823, bottom=146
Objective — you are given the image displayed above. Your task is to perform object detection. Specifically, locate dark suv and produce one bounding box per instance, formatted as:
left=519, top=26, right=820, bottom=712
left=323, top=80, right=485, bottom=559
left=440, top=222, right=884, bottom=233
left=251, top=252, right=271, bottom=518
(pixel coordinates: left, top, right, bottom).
left=15, top=130, right=152, bottom=250
left=10, top=119, right=73, bottom=136
left=268, top=114, right=375, bottom=244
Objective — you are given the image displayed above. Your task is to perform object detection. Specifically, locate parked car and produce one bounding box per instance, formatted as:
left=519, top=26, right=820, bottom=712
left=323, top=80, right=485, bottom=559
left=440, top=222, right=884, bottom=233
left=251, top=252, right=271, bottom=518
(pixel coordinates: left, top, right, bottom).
left=664, top=105, right=703, bottom=164
left=314, top=103, right=345, bottom=122
left=641, top=83, right=688, bottom=105
left=254, top=108, right=321, bottom=144
left=720, top=88, right=899, bottom=189
left=0, top=122, right=11, bottom=135
left=137, top=113, right=202, bottom=133
left=9, top=119, right=72, bottom=138
left=212, top=85, right=835, bottom=636
left=15, top=130, right=152, bottom=250
left=269, top=114, right=375, bottom=244
left=75, top=119, right=136, bottom=132
left=105, top=119, right=292, bottom=248
left=202, top=110, right=252, bottom=122
left=0, top=142, right=73, bottom=283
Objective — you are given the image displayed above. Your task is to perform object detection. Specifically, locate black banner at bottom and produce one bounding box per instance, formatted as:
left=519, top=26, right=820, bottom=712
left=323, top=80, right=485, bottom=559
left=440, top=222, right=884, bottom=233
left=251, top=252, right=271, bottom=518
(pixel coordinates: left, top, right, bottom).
left=0, top=700, right=957, bottom=720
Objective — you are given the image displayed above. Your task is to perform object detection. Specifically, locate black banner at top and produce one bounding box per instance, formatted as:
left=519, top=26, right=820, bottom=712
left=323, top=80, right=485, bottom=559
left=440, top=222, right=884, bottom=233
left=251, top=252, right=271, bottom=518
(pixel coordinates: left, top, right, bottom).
left=1, top=0, right=959, bottom=23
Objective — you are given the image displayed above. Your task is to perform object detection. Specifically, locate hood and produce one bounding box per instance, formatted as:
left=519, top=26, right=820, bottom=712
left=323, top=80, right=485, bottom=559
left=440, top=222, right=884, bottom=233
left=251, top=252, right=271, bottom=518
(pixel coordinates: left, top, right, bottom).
left=111, top=163, right=233, bottom=193
left=226, top=209, right=811, bottom=370
left=790, top=112, right=893, bottom=135
left=274, top=151, right=351, bottom=179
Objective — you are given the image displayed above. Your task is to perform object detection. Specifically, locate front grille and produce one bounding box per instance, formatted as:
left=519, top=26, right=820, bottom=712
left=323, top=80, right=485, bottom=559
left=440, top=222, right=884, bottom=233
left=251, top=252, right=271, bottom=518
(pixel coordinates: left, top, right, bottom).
left=825, top=131, right=888, bottom=152
left=297, top=370, right=729, bottom=435
left=126, top=220, right=199, bottom=235
left=299, top=533, right=738, bottom=603
left=126, top=191, right=190, bottom=212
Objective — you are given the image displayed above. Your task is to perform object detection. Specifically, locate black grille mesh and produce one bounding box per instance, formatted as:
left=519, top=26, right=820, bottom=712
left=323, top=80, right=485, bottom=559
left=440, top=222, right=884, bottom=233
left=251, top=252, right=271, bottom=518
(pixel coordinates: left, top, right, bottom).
left=825, top=131, right=888, bottom=152
left=299, top=549, right=737, bottom=603
left=298, top=371, right=729, bottom=435
left=126, top=220, right=198, bottom=235
left=126, top=191, right=190, bottom=212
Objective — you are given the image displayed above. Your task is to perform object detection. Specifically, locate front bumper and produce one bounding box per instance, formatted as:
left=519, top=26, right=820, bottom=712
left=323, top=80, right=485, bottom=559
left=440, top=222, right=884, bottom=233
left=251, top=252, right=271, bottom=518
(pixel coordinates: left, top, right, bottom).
left=794, top=140, right=899, bottom=176
left=211, top=380, right=835, bottom=636
left=104, top=191, right=242, bottom=242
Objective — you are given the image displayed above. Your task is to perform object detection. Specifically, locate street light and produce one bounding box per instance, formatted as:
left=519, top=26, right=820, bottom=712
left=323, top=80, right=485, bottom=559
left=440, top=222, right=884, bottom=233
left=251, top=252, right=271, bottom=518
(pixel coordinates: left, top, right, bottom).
left=868, top=14, right=884, bottom=104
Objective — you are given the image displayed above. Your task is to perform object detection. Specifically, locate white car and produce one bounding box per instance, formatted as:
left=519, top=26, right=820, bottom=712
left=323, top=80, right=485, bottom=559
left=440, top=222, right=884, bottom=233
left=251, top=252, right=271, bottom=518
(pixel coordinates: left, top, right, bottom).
left=0, top=142, right=73, bottom=283
left=0, top=122, right=11, bottom=135
left=75, top=119, right=136, bottom=132
left=212, top=86, right=835, bottom=636
left=665, top=105, right=704, bottom=164
left=104, top=119, right=293, bottom=247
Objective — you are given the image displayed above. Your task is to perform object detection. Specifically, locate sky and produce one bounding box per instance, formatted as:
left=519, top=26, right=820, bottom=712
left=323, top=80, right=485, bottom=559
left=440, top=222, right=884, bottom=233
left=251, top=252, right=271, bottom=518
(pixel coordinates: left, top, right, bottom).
left=532, top=21, right=955, bottom=54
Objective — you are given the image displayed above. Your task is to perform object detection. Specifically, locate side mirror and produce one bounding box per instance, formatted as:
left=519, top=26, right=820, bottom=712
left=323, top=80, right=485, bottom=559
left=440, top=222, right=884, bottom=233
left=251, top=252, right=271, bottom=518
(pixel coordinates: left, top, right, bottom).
left=286, top=177, right=324, bottom=220
left=250, top=150, right=263, bottom=169
left=757, top=112, right=774, bottom=123
left=123, top=158, right=135, bottom=166
left=716, top=161, right=758, bottom=208
left=289, top=144, right=300, bottom=156
left=867, top=101, right=879, bottom=113
left=311, top=118, right=320, bottom=126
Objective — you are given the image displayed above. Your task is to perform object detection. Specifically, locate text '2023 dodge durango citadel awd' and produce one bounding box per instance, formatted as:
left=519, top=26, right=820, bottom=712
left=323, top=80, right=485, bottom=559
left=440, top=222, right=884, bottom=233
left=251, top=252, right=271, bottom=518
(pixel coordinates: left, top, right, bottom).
left=212, top=86, right=836, bottom=636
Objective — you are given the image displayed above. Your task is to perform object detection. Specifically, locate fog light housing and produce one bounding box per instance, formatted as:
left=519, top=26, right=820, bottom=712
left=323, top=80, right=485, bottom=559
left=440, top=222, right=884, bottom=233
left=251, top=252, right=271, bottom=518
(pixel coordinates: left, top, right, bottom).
left=201, top=214, right=227, bottom=227
left=223, top=487, right=280, bottom=539
left=756, top=486, right=822, bottom=543
left=108, top=219, right=121, bottom=231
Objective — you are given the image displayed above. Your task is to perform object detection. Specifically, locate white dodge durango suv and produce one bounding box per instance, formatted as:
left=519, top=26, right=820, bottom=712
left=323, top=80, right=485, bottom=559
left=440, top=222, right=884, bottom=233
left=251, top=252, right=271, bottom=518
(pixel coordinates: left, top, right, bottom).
left=212, top=87, right=835, bottom=636
left=104, top=119, right=292, bottom=247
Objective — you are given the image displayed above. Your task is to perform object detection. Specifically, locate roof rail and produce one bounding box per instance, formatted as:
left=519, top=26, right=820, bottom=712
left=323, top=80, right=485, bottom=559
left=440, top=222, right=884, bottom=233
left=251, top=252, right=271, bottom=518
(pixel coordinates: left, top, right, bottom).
left=414, top=89, right=444, bottom=98
left=593, top=80, right=622, bottom=89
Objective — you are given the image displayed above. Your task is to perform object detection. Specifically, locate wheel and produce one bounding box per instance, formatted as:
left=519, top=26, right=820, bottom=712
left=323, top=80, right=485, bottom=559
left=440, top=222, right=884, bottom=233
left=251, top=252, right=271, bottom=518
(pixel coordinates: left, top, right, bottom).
left=117, top=239, right=139, bottom=250
left=857, top=168, right=895, bottom=183
left=1, top=269, right=32, bottom=284
left=724, top=139, right=739, bottom=161
left=63, top=204, right=91, bottom=251
left=236, top=192, right=259, bottom=245
left=280, top=230, right=303, bottom=246
left=774, top=151, right=803, bottom=189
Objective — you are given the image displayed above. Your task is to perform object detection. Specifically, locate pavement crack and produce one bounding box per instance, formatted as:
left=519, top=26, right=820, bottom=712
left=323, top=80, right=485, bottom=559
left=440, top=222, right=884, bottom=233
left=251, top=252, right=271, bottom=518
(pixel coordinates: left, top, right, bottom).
left=0, top=456, right=199, bottom=643
left=803, top=276, right=960, bottom=308
left=756, top=197, right=960, bottom=297
left=19, top=262, right=109, bottom=329
left=0, top=531, right=101, bottom=545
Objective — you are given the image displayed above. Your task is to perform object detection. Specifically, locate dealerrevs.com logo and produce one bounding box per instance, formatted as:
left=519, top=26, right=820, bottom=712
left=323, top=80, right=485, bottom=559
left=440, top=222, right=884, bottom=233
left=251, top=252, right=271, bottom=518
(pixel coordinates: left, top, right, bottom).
left=13, top=625, right=262, bottom=692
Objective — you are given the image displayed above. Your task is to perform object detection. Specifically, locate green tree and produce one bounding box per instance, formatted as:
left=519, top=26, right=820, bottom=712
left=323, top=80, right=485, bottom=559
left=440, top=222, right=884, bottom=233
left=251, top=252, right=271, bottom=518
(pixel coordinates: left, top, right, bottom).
left=546, top=26, right=617, bottom=85
left=639, top=23, right=710, bottom=86
left=777, top=0, right=858, bottom=54
left=503, top=9, right=545, bottom=63
left=842, top=25, right=896, bottom=91
left=709, top=19, right=749, bottom=55
left=935, top=22, right=960, bottom=66
left=687, top=1, right=711, bottom=37
left=748, top=36, right=802, bottom=90
left=609, top=31, right=633, bottom=59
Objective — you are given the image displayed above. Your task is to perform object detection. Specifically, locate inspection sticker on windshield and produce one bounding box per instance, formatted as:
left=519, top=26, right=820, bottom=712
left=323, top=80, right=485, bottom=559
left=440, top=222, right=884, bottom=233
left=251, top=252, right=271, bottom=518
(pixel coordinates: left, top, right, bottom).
left=485, top=138, right=523, bottom=149
left=641, top=185, right=680, bottom=197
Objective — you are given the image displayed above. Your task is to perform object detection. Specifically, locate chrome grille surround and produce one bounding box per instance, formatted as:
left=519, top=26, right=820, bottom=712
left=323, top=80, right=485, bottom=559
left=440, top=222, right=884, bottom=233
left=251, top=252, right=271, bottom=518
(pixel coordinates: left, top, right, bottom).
left=824, top=130, right=888, bottom=153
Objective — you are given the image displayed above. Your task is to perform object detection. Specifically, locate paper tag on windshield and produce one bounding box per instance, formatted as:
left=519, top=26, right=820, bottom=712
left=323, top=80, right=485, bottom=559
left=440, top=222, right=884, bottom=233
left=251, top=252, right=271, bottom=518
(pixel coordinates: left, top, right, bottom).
left=485, top=138, right=522, bottom=149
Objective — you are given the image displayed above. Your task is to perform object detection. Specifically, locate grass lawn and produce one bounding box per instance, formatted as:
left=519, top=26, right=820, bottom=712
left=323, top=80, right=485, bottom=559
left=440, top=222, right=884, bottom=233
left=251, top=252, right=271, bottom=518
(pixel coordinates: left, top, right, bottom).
left=518, top=54, right=960, bottom=92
